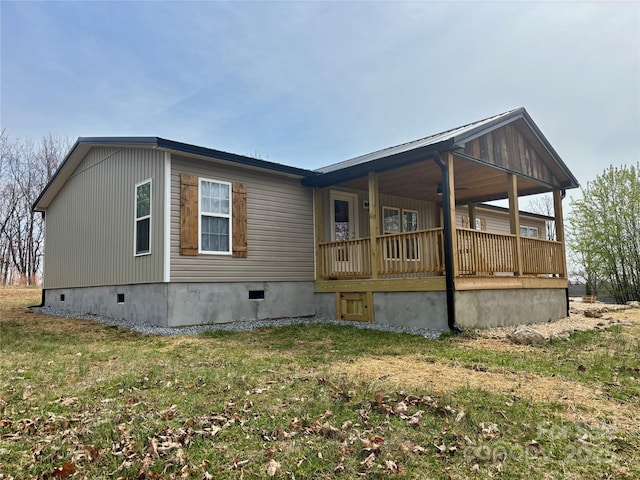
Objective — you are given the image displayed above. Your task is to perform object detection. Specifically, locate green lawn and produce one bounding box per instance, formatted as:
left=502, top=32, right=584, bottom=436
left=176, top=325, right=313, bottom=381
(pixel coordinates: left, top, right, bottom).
left=1, top=288, right=638, bottom=479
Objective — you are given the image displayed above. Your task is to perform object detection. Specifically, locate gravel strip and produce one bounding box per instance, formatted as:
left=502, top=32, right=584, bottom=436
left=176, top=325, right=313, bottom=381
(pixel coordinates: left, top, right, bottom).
left=32, top=306, right=442, bottom=339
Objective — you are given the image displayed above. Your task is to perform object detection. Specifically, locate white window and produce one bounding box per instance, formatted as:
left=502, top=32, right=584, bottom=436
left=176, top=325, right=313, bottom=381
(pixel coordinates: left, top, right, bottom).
left=402, top=209, right=419, bottom=260
left=383, top=206, right=400, bottom=234
left=520, top=225, right=539, bottom=238
left=134, top=180, right=151, bottom=256
left=199, top=178, right=232, bottom=254
left=403, top=209, right=418, bottom=232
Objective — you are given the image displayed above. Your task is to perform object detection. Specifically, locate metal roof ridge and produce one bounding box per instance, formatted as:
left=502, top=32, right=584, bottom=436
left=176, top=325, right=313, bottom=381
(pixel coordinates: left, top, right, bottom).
left=315, top=107, right=524, bottom=173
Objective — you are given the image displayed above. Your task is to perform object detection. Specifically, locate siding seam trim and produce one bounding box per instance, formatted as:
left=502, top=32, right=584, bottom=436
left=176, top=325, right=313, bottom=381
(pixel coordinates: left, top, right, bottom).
left=163, top=152, right=171, bottom=282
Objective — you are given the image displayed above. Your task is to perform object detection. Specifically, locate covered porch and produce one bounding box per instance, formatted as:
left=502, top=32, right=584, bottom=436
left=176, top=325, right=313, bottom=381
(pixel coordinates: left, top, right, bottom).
left=303, top=108, right=578, bottom=328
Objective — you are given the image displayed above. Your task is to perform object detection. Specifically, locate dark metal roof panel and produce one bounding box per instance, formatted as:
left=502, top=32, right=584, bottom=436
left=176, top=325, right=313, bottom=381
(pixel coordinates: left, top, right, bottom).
left=316, top=108, right=522, bottom=174
left=33, top=136, right=318, bottom=211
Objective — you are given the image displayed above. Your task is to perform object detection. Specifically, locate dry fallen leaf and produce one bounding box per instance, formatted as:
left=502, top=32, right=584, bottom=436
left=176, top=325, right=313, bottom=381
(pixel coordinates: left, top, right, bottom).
left=266, top=458, right=281, bottom=477
left=394, top=401, right=408, bottom=415
left=46, top=461, right=75, bottom=479
left=22, top=385, right=33, bottom=400
left=360, top=452, right=376, bottom=469
left=374, top=389, right=385, bottom=404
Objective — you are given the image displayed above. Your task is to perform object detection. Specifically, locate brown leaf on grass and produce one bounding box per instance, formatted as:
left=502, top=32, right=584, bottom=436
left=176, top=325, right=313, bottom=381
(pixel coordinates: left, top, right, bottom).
left=374, top=389, right=385, bottom=404
left=394, top=401, right=408, bottom=415
left=45, top=461, right=75, bottom=479
left=161, top=405, right=177, bottom=420
left=86, top=445, right=101, bottom=462
left=399, top=409, right=423, bottom=428
left=361, top=435, right=384, bottom=454
left=148, top=437, right=159, bottom=458
left=321, top=422, right=340, bottom=438
left=480, top=422, right=500, bottom=440
left=383, top=459, right=399, bottom=474
left=341, top=420, right=353, bottom=431
left=266, top=458, right=281, bottom=477
left=22, top=385, right=33, bottom=400
left=360, top=452, right=376, bottom=469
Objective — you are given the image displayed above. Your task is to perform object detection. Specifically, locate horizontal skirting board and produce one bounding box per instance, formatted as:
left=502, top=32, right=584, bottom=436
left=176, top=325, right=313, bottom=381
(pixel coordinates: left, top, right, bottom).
left=315, top=276, right=567, bottom=293
left=315, top=277, right=446, bottom=293
left=455, top=276, right=568, bottom=291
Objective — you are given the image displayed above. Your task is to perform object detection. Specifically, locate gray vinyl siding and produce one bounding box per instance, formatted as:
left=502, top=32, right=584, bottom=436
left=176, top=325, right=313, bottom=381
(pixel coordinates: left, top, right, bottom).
left=43, top=147, right=165, bottom=288
left=170, top=155, right=314, bottom=282
left=456, top=206, right=546, bottom=238
left=320, top=187, right=438, bottom=242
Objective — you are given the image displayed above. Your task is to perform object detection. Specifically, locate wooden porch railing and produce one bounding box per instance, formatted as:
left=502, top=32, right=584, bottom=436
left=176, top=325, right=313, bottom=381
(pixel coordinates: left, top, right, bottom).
left=317, top=238, right=371, bottom=279
left=521, top=237, right=564, bottom=275
left=457, top=228, right=515, bottom=274
left=456, top=228, right=565, bottom=276
left=318, top=228, right=565, bottom=280
left=377, top=228, right=444, bottom=275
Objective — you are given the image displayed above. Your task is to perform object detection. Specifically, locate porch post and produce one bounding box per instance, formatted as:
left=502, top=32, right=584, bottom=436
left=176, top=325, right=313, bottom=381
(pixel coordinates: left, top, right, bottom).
left=368, top=172, right=380, bottom=279
left=467, top=202, right=478, bottom=275
left=313, top=188, right=323, bottom=281
left=553, top=189, right=567, bottom=277
left=467, top=202, right=477, bottom=230
left=507, top=174, right=523, bottom=276
left=445, top=152, right=459, bottom=278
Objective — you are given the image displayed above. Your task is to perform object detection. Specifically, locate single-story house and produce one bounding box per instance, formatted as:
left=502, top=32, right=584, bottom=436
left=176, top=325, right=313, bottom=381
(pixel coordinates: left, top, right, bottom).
left=33, top=107, right=579, bottom=330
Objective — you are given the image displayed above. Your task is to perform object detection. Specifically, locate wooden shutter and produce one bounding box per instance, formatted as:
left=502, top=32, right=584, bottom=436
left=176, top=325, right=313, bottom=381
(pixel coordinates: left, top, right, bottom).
left=232, top=182, right=248, bottom=258
left=480, top=218, right=487, bottom=231
left=180, top=173, right=198, bottom=256
left=461, top=215, right=469, bottom=228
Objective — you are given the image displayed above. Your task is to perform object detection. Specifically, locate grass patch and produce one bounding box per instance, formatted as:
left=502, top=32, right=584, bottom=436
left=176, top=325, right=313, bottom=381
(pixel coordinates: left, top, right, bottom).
left=1, top=287, right=639, bottom=479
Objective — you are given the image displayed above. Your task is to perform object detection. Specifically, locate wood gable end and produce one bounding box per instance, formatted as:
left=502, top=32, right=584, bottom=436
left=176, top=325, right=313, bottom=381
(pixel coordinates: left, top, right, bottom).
left=462, top=121, right=560, bottom=187
left=180, top=173, right=248, bottom=257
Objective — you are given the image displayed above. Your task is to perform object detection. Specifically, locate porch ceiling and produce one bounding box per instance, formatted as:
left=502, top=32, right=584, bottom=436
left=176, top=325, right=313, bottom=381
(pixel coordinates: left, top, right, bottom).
left=333, top=156, right=553, bottom=205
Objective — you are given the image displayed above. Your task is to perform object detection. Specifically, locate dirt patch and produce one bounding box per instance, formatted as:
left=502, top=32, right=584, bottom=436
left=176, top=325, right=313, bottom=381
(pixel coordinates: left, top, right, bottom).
left=472, top=301, right=640, bottom=341
left=330, top=355, right=639, bottom=433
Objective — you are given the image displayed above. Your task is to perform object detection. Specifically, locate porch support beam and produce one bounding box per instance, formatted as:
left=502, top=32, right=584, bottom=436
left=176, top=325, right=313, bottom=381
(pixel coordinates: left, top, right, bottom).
left=553, top=189, right=567, bottom=277
left=444, top=153, right=459, bottom=278
left=368, top=172, right=380, bottom=279
left=313, top=188, right=323, bottom=281
left=507, top=173, right=523, bottom=276
left=467, top=202, right=477, bottom=230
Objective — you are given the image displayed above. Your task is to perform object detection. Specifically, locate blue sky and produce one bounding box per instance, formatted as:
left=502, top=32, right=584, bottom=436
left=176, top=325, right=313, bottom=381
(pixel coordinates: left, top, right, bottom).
left=2, top=1, right=638, bottom=193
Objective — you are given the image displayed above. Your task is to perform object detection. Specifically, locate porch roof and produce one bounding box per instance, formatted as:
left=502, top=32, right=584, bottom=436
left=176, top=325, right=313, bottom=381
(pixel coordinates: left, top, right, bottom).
left=301, top=108, right=579, bottom=200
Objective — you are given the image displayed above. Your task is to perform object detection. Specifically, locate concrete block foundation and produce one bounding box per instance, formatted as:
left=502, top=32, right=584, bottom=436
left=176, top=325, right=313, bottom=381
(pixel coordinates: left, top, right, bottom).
left=454, top=288, right=567, bottom=328
left=44, top=283, right=568, bottom=332
left=45, top=281, right=315, bottom=327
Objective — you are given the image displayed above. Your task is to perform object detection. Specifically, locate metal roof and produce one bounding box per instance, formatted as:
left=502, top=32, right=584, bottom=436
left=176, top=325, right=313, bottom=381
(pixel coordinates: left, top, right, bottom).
left=303, top=107, right=579, bottom=189
left=34, top=108, right=578, bottom=211
left=34, top=136, right=317, bottom=211
left=316, top=108, right=522, bottom=174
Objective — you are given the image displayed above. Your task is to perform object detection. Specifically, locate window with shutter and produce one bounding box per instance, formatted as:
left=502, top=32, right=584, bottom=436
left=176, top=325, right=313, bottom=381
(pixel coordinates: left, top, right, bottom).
left=180, top=173, right=198, bottom=256
left=232, top=182, right=247, bottom=258
left=179, top=174, right=248, bottom=257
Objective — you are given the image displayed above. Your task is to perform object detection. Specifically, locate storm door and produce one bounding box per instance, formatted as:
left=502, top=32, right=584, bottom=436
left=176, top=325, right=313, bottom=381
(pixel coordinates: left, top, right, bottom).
left=330, top=191, right=360, bottom=274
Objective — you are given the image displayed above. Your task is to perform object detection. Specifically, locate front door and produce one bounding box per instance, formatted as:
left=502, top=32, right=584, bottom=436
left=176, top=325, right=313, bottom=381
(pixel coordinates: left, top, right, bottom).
left=330, top=191, right=359, bottom=241
left=330, top=191, right=360, bottom=274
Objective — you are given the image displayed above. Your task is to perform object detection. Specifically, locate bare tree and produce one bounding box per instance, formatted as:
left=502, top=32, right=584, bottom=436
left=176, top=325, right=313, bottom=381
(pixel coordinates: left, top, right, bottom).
left=0, top=133, right=69, bottom=285
left=568, top=163, right=640, bottom=303
left=524, top=194, right=556, bottom=241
